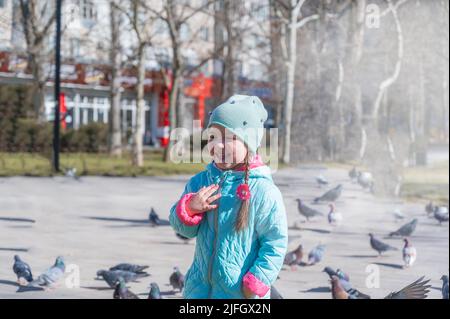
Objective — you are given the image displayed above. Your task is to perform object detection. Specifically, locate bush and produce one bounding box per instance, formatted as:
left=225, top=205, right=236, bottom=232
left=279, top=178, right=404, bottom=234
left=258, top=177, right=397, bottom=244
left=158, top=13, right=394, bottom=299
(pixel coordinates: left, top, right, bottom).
left=0, top=85, right=35, bottom=152
left=14, top=119, right=52, bottom=153
left=61, top=123, right=108, bottom=153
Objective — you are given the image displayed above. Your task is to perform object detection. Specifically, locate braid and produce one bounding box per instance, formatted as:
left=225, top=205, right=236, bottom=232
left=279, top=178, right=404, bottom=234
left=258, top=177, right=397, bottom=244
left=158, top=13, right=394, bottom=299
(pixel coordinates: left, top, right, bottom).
left=235, top=153, right=250, bottom=232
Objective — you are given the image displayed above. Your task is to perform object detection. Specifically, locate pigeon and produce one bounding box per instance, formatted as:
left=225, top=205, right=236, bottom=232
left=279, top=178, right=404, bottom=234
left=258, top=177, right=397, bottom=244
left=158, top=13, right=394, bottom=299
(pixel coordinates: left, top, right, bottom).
left=348, top=167, right=358, bottom=181
left=169, top=267, right=185, bottom=292
left=316, top=175, right=329, bottom=187
left=393, top=208, right=405, bottom=222
left=323, top=267, right=370, bottom=299
left=357, top=172, right=374, bottom=190
left=389, top=219, right=418, bottom=237
left=110, top=263, right=149, bottom=274
left=307, top=244, right=326, bottom=265
left=296, top=199, right=323, bottom=221
left=148, top=282, right=162, bottom=299
left=425, top=201, right=435, bottom=216
left=13, top=255, right=33, bottom=285
left=402, top=238, right=417, bottom=268
left=369, top=233, right=397, bottom=256
left=313, top=184, right=343, bottom=203
left=327, top=203, right=343, bottom=226
left=113, top=277, right=139, bottom=299
left=64, top=167, right=80, bottom=180
left=149, top=207, right=161, bottom=226
left=331, top=275, right=431, bottom=299
left=176, top=232, right=192, bottom=244
left=441, top=275, right=449, bottom=300
left=97, top=269, right=146, bottom=288
left=330, top=275, right=350, bottom=299
left=384, top=276, right=431, bottom=299
left=270, top=285, right=283, bottom=299
left=31, top=256, right=65, bottom=288
left=283, top=244, right=303, bottom=269
left=433, top=206, right=449, bottom=225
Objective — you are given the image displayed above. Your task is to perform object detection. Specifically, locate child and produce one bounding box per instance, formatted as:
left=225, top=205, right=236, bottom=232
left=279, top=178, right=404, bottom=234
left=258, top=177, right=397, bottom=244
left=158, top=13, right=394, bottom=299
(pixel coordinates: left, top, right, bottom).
left=169, top=95, right=288, bottom=299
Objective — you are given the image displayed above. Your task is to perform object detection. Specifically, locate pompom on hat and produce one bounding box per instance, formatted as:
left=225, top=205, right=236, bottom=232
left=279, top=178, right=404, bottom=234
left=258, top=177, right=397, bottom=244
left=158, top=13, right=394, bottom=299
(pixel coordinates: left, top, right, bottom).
left=208, top=95, right=268, bottom=154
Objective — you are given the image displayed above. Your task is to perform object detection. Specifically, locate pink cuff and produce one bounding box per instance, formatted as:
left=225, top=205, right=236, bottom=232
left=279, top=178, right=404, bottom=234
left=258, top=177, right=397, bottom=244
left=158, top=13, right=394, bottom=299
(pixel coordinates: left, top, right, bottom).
left=243, top=272, right=270, bottom=298
left=176, top=193, right=204, bottom=226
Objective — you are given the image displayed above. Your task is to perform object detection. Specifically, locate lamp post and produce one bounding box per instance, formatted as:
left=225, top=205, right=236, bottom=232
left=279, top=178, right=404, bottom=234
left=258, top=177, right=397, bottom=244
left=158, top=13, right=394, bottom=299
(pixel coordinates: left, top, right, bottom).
left=53, top=0, right=62, bottom=172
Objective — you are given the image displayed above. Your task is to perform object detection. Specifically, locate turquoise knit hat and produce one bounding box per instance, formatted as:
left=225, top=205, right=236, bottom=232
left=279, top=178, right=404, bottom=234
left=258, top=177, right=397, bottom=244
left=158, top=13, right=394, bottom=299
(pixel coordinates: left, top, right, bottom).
left=208, top=95, right=268, bottom=153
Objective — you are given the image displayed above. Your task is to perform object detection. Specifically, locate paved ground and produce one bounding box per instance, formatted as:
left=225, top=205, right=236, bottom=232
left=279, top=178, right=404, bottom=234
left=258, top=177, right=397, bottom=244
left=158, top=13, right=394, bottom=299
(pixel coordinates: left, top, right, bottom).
left=0, top=165, right=448, bottom=299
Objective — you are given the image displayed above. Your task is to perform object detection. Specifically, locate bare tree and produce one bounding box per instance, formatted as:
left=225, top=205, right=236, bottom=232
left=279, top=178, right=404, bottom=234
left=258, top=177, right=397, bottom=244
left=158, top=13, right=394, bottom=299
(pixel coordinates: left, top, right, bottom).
left=18, top=0, right=56, bottom=123
left=108, top=1, right=122, bottom=157
left=142, top=0, right=222, bottom=162
left=118, top=0, right=159, bottom=167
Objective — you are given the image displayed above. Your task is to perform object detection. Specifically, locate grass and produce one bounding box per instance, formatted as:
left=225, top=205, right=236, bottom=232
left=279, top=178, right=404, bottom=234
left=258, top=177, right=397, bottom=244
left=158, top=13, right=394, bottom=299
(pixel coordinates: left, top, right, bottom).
left=0, top=151, right=205, bottom=177
left=320, top=159, right=449, bottom=204
left=0, top=151, right=447, bottom=204
left=401, top=160, right=449, bottom=204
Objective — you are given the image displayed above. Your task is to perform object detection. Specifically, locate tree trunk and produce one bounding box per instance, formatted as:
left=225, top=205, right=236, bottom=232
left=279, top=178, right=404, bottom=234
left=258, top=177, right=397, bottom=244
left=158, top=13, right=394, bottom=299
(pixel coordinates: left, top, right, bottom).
left=132, top=44, right=145, bottom=167
left=281, top=7, right=298, bottom=164
left=349, top=0, right=366, bottom=161
left=108, top=2, right=122, bottom=158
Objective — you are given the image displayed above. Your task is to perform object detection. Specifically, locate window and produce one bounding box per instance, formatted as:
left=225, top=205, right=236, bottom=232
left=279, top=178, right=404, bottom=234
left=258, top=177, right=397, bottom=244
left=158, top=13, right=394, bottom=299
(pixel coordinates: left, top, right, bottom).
left=180, top=23, right=190, bottom=41
left=200, top=26, right=209, bottom=42
left=69, top=38, right=81, bottom=58
left=250, top=2, right=269, bottom=21
left=79, top=0, right=96, bottom=21
left=0, top=0, right=6, bottom=9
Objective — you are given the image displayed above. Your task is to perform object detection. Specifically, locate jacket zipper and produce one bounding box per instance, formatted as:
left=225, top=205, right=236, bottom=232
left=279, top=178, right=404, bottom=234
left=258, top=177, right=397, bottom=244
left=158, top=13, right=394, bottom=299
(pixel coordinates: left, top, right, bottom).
left=207, top=172, right=229, bottom=298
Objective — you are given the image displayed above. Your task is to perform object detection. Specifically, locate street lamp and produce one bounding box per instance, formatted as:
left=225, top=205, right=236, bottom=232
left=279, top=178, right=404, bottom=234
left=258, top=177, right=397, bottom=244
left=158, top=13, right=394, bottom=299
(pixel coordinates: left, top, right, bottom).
left=53, top=0, right=62, bottom=172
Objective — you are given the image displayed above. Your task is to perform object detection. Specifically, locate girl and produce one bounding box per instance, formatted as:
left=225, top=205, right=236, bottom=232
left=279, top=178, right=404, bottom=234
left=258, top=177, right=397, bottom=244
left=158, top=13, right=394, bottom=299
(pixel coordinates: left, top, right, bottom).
left=169, top=95, right=288, bottom=299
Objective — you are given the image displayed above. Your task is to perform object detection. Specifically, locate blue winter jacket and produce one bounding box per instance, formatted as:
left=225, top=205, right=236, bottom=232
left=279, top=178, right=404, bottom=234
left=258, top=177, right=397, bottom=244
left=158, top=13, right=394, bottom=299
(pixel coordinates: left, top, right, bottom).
left=169, top=161, right=288, bottom=299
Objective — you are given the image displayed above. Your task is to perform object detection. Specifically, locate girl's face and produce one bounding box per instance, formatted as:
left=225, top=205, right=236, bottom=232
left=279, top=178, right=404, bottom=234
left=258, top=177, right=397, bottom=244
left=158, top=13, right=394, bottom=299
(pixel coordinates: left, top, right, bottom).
left=207, top=125, right=248, bottom=170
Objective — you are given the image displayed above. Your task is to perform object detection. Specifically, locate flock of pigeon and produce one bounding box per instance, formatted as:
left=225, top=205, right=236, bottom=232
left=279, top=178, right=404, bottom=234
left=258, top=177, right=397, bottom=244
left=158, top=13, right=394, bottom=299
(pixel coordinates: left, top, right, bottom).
left=282, top=167, right=449, bottom=299
left=8, top=166, right=450, bottom=299
left=12, top=253, right=185, bottom=299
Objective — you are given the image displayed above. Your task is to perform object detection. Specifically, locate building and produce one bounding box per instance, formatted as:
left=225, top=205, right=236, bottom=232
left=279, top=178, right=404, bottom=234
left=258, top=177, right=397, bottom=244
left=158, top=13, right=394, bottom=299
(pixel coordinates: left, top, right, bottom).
left=0, top=0, right=13, bottom=50
left=0, top=0, right=274, bottom=147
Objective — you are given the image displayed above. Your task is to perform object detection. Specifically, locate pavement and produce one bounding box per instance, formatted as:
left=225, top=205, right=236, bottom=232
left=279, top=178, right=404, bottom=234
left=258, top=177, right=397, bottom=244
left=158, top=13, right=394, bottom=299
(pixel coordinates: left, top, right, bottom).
left=0, top=165, right=448, bottom=299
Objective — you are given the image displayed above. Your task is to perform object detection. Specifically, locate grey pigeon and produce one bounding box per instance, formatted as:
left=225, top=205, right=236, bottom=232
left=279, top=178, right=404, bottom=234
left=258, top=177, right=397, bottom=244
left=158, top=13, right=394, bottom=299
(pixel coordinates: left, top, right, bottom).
left=110, top=263, right=149, bottom=274
left=283, top=244, right=303, bottom=269
left=348, top=167, right=358, bottom=181
left=64, top=167, right=80, bottom=180
left=331, top=275, right=431, bottom=299
left=384, top=276, right=431, bottom=299
left=392, top=209, right=405, bottom=222
left=13, top=255, right=33, bottom=285
left=369, top=233, right=397, bottom=256
left=113, top=277, right=139, bottom=299
left=149, top=208, right=161, bottom=226
left=307, top=244, right=326, bottom=265
left=97, top=269, right=147, bottom=288
left=270, top=285, right=283, bottom=299
left=425, top=201, right=435, bottom=216
left=316, top=175, right=329, bottom=187
left=313, top=185, right=343, bottom=203
left=169, top=267, right=185, bottom=292
left=323, top=267, right=370, bottom=299
left=148, top=282, right=162, bottom=299
left=434, top=206, right=449, bottom=225
left=31, top=256, right=65, bottom=288
left=389, top=219, right=418, bottom=237
left=176, top=232, right=191, bottom=244
left=357, top=172, right=374, bottom=190
left=441, top=275, right=449, bottom=300
left=296, top=199, right=323, bottom=221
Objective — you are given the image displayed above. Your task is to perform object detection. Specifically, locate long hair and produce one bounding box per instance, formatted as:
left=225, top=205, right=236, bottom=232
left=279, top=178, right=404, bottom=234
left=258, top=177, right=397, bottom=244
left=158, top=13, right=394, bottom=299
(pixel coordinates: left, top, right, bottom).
left=235, top=153, right=251, bottom=232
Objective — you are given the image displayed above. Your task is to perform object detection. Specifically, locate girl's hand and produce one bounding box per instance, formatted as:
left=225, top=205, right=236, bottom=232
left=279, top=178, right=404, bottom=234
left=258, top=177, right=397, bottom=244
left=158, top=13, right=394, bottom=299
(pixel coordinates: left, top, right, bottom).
left=242, top=285, right=254, bottom=299
left=187, top=185, right=221, bottom=216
